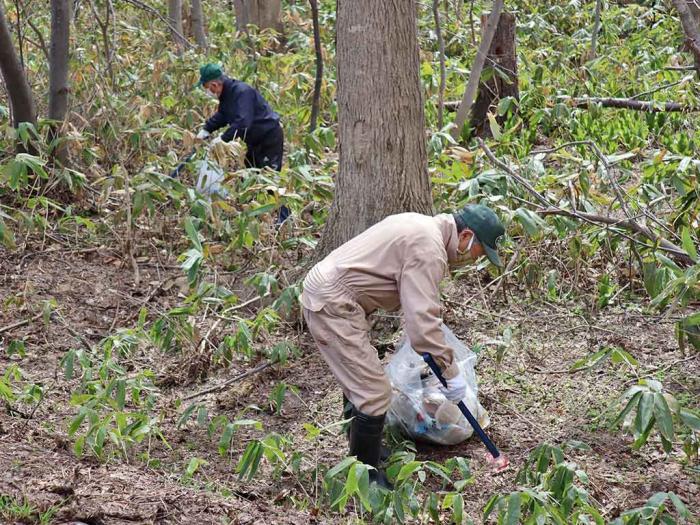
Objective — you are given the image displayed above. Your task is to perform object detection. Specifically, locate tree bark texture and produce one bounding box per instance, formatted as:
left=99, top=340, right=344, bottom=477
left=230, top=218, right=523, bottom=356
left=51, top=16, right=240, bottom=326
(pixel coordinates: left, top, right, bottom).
left=49, top=0, right=71, bottom=164
left=308, top=0, right=322, bottom=132
left=168, top=0, right=186, bottom=49
left=316, top=0, right=432, bottom=257
left=190, top=0, right=207, bottom=49
left=0, top=1, right=37, bottom=127
left=470, top=11, right=518, bottom=137
left=233, top=0, right=282, bottom=32
left=49, top=0, right=70, bottom=122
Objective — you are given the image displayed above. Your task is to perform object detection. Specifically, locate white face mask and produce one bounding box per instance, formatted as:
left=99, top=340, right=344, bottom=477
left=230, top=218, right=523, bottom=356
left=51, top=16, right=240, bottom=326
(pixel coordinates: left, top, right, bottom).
left=449, top=234, right=477, bottom=270
left=206, top=88, right=218, bottom=99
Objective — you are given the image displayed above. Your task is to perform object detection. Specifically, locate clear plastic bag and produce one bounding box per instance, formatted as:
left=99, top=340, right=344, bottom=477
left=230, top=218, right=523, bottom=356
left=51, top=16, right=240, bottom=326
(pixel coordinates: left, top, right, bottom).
left=385, top=324, right=490, bottom=445
left=195, top=158, right=226, bottom=197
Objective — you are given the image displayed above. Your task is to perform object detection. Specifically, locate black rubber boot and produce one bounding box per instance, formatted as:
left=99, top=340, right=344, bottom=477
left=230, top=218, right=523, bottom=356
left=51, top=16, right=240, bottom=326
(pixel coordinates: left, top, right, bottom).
left=343, top=395, right=391, bottom=462
left=348, top=408, right=394, bottom=490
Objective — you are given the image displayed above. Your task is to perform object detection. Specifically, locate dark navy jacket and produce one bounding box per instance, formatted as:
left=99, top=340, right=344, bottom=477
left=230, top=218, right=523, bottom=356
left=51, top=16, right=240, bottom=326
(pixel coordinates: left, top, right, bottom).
left=204, top=77, right=280, bottom=145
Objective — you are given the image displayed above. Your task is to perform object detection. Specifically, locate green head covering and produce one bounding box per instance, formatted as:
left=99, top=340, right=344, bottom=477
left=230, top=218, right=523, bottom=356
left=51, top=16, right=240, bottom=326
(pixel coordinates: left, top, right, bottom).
left=453, top=204, right=505, bottom=267
left=198, top=63, right=223, bottom=86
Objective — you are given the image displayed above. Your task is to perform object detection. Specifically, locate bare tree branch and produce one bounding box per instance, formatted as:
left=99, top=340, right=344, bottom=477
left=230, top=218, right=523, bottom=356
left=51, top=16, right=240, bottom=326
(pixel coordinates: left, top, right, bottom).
left=122, top=0, right=194, bottom=48
left=476, top=138, right=695, bottom=266
left=450, top=0, right=504, bottom=139
left=432, top=0, right=446, bottom=129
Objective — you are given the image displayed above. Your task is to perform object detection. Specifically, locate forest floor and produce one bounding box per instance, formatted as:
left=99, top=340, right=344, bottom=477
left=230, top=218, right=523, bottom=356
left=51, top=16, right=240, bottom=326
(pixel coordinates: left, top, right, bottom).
left=0, top=245, right=698, bottom=524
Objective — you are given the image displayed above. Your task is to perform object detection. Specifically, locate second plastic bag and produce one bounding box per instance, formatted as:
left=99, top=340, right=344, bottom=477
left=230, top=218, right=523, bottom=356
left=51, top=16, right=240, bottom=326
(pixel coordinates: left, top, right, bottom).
left=385, top=324, right=489, bottom=446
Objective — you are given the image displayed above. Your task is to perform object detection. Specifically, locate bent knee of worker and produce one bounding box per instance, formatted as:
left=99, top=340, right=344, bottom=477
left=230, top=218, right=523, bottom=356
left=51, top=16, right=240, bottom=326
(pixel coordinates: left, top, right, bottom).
left=354, top=380, right=393, bottom=416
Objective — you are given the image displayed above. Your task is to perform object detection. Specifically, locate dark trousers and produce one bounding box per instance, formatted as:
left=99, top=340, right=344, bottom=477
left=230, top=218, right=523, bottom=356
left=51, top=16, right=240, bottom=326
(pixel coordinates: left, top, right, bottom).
left=245, top=124, right=289, bottom=224
left=245, top=124, right=284, bottom=172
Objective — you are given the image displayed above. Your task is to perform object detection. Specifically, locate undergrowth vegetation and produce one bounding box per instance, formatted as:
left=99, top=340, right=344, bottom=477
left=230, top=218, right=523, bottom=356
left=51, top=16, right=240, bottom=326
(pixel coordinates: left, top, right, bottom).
left=0, top=0, right=698, bottom=523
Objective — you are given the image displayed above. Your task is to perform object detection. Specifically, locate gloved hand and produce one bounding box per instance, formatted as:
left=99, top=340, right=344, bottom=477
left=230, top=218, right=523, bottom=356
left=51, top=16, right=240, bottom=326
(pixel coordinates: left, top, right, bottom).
left=439, top=372, right=467, bottom=402
left=211, top=136, right=224, bottom=146
left=196, top=129, right=210, bottom=140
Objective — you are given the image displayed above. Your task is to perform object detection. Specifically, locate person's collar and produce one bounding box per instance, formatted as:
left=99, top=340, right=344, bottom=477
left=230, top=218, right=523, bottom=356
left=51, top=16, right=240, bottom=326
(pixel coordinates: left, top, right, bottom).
left=434, top=214, right=459, bottom=262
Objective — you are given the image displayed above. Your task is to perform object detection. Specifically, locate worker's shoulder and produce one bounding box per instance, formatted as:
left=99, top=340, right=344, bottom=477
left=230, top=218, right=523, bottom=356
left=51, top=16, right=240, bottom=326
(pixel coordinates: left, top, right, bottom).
left=229, top=78, right=257, bottom=95
left=381, top=213, right=440, bottom=237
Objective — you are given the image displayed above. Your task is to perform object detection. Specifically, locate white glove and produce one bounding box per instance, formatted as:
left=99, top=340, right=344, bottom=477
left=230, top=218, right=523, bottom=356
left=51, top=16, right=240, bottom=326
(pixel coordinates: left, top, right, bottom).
left=196, top=129, right=210, bottom=140
left=439, top=373, right=467, bottom=402
left=211, top=136, right=224, bottom=146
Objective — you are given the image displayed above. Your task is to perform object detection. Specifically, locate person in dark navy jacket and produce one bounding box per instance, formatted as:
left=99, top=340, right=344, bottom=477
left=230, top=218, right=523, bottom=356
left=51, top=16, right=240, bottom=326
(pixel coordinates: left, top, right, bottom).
left=196, top=63, right=289, bottom=222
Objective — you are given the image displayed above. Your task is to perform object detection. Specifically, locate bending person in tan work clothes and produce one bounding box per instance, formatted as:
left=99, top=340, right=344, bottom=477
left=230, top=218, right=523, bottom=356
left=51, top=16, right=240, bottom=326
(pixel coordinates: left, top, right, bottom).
left=301, top=204, right=505, bottom=488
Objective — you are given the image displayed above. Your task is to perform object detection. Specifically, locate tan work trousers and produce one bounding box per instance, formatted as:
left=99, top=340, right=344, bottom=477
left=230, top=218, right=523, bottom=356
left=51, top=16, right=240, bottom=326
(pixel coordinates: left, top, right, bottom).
left=303, top=298, right=392, bottom=417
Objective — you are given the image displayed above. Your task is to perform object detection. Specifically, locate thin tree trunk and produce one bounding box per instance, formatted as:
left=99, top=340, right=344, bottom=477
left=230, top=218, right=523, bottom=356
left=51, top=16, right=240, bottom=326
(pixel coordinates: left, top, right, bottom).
left=308, top=0, right=323, bottom=132
left=590, top=0, right=602, bottom=58
left=432, top=0, right=446, bottom=130
left=191, top=0, right=207, bottom=49
left=470, top=11, right=518, bottom=137
left=13, top=0, right=24, bottom=68
left=450, top=0, right=504, bottom=140
left=87, top=0, right=114, bottom=86
left=49, top=0, right=71, bottom=164
left=0, top=1, right=37, bottom=128
left=168, top=0, right=186, bottom=49
left=317, top=0, right=432, bottom=256
left=671, top=0, right=700, bottom=77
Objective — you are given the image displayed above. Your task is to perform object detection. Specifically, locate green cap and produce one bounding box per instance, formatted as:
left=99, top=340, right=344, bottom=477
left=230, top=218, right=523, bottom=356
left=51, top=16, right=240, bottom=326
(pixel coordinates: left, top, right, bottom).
left=453, top=204, right=505, bottom=267
left=198, top=63, right=223, bottom=86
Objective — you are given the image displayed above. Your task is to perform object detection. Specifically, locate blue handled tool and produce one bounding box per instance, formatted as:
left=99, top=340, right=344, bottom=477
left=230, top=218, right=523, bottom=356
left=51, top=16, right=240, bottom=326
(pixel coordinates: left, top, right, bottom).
left=423, top=353, right=508, bottom=469
left=169, top=148, right=196, bottom=178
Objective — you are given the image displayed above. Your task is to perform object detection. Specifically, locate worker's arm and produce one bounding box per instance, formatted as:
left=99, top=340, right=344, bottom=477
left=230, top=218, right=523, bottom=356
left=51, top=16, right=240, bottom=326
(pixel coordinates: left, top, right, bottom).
left=221, top=87, right=256, bottom=143
left=203, top=105, right=228, bottom=134
left=399, top=252, right=459, bottom=380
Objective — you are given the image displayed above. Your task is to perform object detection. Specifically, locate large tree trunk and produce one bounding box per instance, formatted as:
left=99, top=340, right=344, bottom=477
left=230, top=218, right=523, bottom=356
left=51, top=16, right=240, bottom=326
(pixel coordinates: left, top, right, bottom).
left=470, top=11, right=519, bottom=137
left=0, top=1, right=37, bottom=128
left=168, top=0, right=186, bottom=49
left=49, top=0, right=71, bottom=164
left=191, top=0, right=207, bottom=49
left=233, top=0, right=282, bottom=32
left=316, top=0, right=432, bottom=257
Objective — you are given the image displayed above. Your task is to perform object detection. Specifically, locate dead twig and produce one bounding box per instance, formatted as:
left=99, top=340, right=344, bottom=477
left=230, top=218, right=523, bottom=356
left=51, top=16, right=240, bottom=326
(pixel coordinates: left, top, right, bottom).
left=183, top=361, right=272, bottom=401
left=0, top=311, right=43, bottom=335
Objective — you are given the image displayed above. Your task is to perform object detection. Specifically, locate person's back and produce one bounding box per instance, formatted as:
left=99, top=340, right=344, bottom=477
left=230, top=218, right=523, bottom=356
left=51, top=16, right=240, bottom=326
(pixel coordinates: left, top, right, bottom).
left=209, top=76, right=280, bottom=145
left=304, top=213, right=450, bottom=314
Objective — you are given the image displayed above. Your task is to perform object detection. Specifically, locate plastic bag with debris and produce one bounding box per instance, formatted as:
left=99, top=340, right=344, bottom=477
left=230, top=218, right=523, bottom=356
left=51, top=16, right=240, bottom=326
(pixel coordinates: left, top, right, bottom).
left=195, top=158, right=226, bottom=196
left=195, top=140, right=245, bottom=197
left=385, top=324, right=489, bottom=446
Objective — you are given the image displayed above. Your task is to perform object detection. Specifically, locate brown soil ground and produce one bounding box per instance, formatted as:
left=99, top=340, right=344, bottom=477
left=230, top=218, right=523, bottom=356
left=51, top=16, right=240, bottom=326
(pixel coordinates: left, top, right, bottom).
left=0, top=247, right=698, bottom=524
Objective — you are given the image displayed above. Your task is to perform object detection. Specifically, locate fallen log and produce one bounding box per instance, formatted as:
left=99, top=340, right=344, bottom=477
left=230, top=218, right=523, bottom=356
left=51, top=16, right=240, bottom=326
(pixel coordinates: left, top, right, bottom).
left=558, top=96, right=700, bottom=112
left=444, top=97, right=700, bottom=113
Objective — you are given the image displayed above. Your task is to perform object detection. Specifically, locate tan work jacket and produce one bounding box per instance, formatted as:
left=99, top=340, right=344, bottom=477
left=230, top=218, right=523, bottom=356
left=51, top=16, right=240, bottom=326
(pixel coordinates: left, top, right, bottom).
left=301, top=213, right=462, bottom=379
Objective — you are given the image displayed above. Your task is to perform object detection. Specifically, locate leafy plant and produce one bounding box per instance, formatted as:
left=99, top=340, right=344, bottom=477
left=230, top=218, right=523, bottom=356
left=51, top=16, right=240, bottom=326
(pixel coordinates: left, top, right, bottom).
left=485, top=443, right=603, bottom=524
left=610, top=491, right=693, bottom=525
left=612, top=379, right=700, bottom=454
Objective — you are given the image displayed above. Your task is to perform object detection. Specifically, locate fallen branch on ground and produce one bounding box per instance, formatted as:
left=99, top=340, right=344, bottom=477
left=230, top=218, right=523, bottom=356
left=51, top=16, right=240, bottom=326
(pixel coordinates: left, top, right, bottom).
left=183, top=361, right=272, bottom=400
left=557, top=96, right=700, bottom=112
left=0, top=312, right=43, bottom=335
